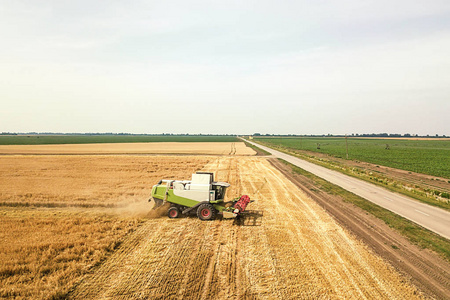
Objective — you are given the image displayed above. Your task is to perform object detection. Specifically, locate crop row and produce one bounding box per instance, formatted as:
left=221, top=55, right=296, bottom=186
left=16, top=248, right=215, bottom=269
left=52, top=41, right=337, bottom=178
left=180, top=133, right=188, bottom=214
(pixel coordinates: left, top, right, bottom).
left=255, top=137, right=450, bottom=178
left=0, top=135, right=239, bottom=145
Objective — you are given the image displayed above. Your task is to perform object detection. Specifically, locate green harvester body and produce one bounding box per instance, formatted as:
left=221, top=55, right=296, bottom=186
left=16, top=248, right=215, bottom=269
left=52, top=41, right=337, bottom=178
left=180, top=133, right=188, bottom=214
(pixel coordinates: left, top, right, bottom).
left=149, top=172, right=250, bottom=220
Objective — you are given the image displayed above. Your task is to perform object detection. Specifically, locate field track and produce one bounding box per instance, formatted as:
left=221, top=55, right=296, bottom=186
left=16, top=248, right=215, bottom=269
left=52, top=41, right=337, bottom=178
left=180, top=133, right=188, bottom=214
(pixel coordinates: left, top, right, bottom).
left=70, top=157, right=420, bottom=299
left=246, top=139, right=450, bottom=240
left=270, top=159, right=450, bottom=299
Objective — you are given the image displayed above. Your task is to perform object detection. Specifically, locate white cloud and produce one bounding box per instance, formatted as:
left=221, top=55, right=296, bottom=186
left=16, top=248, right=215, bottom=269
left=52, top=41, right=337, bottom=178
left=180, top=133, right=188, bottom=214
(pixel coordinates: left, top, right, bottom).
left=1, top=0, right=449, bottom=134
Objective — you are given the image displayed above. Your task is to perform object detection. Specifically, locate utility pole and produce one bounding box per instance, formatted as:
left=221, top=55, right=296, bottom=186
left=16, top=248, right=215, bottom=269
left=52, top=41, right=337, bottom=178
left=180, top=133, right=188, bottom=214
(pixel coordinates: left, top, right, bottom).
left=345, top=134, right=349, bottom=159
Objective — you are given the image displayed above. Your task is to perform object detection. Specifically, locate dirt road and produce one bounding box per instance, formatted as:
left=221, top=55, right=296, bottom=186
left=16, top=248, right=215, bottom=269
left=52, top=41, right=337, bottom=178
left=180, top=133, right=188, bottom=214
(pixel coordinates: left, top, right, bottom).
left=270, top=158, right=450, bottom=299
left=70, top=157, right=421, bottom=299
left=244, top=139, right=450, bottom=240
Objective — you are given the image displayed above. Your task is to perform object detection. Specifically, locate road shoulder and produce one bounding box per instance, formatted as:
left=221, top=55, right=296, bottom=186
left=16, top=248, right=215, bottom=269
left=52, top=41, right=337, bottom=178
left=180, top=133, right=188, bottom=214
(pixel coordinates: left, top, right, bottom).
left=269, top=158, right=450, bottom=299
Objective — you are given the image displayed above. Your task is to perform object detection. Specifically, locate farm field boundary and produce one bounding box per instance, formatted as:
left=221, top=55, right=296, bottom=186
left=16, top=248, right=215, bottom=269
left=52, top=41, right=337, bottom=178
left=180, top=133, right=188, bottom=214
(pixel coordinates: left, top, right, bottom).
left=243, top=138, right=450, bottom=240
left=242, top=141, right=271, bottom=156
left=0, top=135, right=239, bottom=145
left=0, top=155, right=211, bottom=299
left=0, top=152, right=441, bottom=298
left=352, top=137, right=450, bottom=141
left=0, top=142, right=256, bottom=156
left=270, top=158, right=450, bottom=299
left=69, top=156, right=423, bottom=299
left=269, top=159, right=450, bottom=299
left=253, top=137, right=450, bottom=179
left=249, top=138, right=450, bottom=210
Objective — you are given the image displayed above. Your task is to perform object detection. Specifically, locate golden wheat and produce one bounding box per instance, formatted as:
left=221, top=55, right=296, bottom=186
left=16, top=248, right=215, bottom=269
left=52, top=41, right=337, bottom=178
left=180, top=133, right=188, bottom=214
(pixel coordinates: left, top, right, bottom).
left=0, top=153, right=424, bottom=299
left=0, top=211, right=142, bottom=299
left=0, top=142, right=255, bottom=155
left=0, top=155, right=210, bottom=207
left=0, top=155, right=210, bottom=299
left=71, top=157, right=423, bottom=299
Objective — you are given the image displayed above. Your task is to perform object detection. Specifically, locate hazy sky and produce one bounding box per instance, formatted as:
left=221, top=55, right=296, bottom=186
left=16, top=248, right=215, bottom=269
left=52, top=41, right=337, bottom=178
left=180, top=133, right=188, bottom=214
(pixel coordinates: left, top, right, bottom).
left=1, top=0, right=449, bottom=135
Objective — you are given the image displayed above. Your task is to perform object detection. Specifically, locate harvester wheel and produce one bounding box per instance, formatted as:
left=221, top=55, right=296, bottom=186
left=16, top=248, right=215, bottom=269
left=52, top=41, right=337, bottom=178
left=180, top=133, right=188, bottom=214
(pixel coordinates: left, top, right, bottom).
left=168, top=207, right=180, bottom=218
left=197, top=204, right=216, bottom=221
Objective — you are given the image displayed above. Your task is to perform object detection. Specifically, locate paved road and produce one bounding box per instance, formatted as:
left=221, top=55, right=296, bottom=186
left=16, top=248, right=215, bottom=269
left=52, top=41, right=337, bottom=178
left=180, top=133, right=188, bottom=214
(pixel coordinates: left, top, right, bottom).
left=244, top=139, right=450, bottom=240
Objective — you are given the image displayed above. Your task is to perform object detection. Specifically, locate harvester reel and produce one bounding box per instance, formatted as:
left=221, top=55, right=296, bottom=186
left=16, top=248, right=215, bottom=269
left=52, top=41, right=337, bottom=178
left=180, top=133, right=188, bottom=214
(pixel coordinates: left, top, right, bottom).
left=197, top=204, right=216, bottom=221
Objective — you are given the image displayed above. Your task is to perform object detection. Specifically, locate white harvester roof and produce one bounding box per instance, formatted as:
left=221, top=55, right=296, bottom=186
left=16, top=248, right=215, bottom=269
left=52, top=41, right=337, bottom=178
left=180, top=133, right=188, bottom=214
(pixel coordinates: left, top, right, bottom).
left=213, top=182, right=231, bottom=187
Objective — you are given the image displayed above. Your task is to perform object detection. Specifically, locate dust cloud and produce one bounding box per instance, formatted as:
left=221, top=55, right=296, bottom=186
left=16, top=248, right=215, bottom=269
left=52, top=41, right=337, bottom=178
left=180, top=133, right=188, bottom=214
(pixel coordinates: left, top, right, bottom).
left=112, top=200, right=168, bottom=219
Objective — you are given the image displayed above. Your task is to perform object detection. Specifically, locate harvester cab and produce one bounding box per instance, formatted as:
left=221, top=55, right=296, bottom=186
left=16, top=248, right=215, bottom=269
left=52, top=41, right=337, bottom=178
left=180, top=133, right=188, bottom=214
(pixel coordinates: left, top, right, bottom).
left=149, top=172, right=251, bottom=220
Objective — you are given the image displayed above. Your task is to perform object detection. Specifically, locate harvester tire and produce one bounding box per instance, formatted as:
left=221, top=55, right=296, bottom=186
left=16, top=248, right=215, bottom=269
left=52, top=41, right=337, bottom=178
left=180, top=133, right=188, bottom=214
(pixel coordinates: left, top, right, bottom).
left=197, top=204, right=216, bottom=221
left=168, top=207, right=180, bottom=218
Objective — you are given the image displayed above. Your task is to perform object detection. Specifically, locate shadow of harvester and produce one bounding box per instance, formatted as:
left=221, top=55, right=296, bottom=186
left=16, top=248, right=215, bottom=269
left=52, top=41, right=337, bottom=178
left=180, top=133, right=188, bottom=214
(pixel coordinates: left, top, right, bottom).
left=233, top=210, right=264, bottom=226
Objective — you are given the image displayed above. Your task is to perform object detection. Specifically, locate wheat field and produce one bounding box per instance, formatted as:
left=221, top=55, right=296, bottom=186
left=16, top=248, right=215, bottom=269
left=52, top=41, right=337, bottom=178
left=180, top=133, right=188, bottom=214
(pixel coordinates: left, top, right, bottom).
left=0, top=155, right=209, bottom=299
left=0, top=153, right=423, bottom=299
left=0, top=142, right=255, bottom=156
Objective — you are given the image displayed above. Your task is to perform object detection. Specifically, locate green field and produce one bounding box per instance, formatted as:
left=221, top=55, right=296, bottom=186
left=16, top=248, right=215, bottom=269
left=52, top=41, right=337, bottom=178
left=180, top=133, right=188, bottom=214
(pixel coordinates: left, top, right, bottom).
left=0, top=135, right=238, bottom=145
left=254, top=137, right=450, bottom=179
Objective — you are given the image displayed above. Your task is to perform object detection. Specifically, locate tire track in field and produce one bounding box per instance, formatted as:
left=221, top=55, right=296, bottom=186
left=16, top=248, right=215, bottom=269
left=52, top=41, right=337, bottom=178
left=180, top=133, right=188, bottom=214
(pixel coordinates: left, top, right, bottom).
left=270, top=158, right=450, bottom=299
left=236, top=158, right=423, bottom=299
left=69, top=157, right=424, bottom=299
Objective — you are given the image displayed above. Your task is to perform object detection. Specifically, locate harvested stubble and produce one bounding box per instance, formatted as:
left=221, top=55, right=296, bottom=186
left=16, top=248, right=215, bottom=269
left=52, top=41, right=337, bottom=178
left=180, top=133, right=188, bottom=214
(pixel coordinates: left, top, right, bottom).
left=0, top=142, right=256, bottom=156
left=71, top=157, right=422, bottom=299
left=0, top=211, right=142, bottom=299
left=0, top=155, right=210, bottom=299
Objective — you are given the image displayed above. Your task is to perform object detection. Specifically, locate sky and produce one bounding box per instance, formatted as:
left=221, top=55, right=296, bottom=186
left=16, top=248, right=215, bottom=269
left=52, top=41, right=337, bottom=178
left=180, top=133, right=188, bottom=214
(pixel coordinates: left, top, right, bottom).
left=1, top=0, right=449, bottom=135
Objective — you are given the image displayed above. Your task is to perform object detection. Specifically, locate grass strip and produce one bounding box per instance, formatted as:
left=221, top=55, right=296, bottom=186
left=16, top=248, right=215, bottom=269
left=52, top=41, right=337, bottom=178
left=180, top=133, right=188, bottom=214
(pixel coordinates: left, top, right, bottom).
left=256, top=136, right=450, bottom=178
left=243, top=141, right=271, bottom=156
left=278, top=158, right=450, bottom=262
left=295, top=150, right=450, bottom=211
left=0, top=135, right=239, bottom=145
left=258, top=141, right=450, bottom=211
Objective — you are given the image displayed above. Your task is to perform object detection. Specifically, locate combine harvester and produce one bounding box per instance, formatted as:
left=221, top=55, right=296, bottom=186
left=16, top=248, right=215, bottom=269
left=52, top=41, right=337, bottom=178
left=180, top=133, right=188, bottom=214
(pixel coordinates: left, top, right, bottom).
left=149, top=172, right=252, bottom=220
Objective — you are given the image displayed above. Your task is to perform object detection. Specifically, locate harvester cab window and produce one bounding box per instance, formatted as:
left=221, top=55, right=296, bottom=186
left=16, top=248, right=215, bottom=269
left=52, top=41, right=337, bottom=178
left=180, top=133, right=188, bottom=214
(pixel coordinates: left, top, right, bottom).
left=214, top=185, right=224, bottom=200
